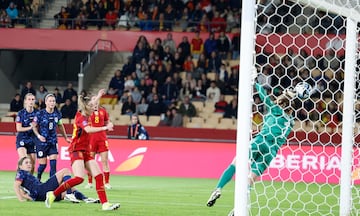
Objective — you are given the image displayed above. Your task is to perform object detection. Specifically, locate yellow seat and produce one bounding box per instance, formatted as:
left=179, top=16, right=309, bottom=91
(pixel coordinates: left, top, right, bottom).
left=143, top=116, right=161, bottom=127
left=115, top=115, right=131, bottom=126
left=1, top=116, right=14, bottom=122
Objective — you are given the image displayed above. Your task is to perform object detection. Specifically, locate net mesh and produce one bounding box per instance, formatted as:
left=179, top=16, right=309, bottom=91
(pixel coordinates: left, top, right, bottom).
left=250, top=0, right=360, bottom=215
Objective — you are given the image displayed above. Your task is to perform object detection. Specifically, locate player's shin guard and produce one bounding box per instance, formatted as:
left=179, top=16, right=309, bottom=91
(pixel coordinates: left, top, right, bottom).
left=54, top=177, right=84, bottom=197
left=95, top=174, right=108, bottom=204
left=37, top=164, right=46, bottom=180
left=49, top=159, right=57, bottom=177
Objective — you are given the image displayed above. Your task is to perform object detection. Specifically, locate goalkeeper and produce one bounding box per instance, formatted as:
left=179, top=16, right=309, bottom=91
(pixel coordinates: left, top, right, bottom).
left=206, top=78, right=296, bottom=212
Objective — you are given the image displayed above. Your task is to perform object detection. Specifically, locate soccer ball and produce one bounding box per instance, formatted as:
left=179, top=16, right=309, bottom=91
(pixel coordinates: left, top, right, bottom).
left=294, top=82, right=312, bottom=99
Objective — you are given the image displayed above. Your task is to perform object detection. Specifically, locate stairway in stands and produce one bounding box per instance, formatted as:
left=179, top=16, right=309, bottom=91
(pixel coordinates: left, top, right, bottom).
left=39, top=0, right=69, bottom=28
left=87, top=63, right=124, bottom=94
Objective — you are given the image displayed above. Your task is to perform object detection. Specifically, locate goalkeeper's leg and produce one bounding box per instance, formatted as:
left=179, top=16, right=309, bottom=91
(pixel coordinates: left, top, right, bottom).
left=207, top=157, right=236, bottom=207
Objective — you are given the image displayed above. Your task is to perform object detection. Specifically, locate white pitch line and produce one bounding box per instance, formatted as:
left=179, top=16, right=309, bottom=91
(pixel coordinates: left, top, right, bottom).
left=0, top=196, right=16, bottom=200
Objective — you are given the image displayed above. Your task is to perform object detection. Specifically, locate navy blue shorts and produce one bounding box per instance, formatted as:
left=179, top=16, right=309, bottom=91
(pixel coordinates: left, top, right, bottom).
left=36, top=143, right=58, bottom=158
left=16, top=138, right=36, bottom=154
left=35, top=175, right=61, bottom=201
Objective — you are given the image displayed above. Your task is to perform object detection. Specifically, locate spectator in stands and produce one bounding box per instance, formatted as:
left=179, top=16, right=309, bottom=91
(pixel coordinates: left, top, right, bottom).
left=208, top=50, right=222, bottom=73
left=193, top=79, right=207, bottom=101
left=54, top=6, right=70, bottom=29
left=53, top=88, right=63, bottom=106
left=131, top=86, right=142, bottom=104
left=121, top=94, right=136, bottom=115
left=223, top=97, right=238, bottom=119
left=231, top=31, right=240, bottom=60
left=124, top=74, right=135, bottom=92
left=0, top=9, right=11, bottom=27
left=160, top=76, right=178, bottom=106
left=190, top=30, right=204, bottom=59
left=63, top=82, right=77, bottom=102
left=138, top=13, right=153, bottom=31
left=60, top=98, right=77, bottom=119
left=146, top=86, right=157, bottom=103
left=162, top=45, right=175, bottom=65
left=6, top=2, right=17, bottom=27
left=197, top=14, right=210, bottom=32
left=10, top=93, right=23, bottom=112
left=151, top=38, right=164, bottom=59
left=178, top=7, right=190, bottom=32
left=133, top=40, right=148, bottom=65
left=136, top=97, right=148, bottom=115
left=206, top=81, right=221, bottom=103
left=159, top=108, right=172, bottom=126
left=108, top=69, right=125, bottom=99
left=105, top=9, right=117, bottom=30
left=210, top=11, right=226, bottom=33
left=170, top=107, right=183, bottom=127
left=21, top=81, right=36, bottom=100
left=127, top=114, right=149, bottom=140
left=146, top=94, right=166, bottom=116
left=122, top=56, right=136, bottom=77
left=178, top=95, right=197, bottom=118
left=162, top=33, right=176, bottom=55
left=204, top=32, right=217, bottom=58
left=36, top=84, right=48, bottom=105
left=217, top=31, right=231, bottom=60
left=177, top=37, right=190, bottom=63
left=214, top=94, right=228, bottom=114
left=183, top=55, right=195, bottom=73
left=190, top=2, right=203, bottom=29
left=173, top=51, right=185, bottom=72
left=179, top=81, right=195, bottom=102
left=163, top=4, right=175, bottom=31
left=218, top=63, right=229, bottom=82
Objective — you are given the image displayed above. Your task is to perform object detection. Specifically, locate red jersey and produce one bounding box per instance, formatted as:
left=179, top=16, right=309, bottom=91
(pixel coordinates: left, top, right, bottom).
left=89, top=107, right=109, bottom=143
left=68, top=111, right=90, bottom=152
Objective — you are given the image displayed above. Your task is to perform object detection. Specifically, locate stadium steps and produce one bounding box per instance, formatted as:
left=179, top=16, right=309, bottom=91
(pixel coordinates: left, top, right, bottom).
left=39, top=0, right=69, bottom=29
left=87, top=63, right=124, bottom=94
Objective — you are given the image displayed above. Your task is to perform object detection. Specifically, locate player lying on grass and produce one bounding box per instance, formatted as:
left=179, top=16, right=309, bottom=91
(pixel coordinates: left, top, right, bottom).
left=207, top=79, right=297, bottom=215
left=44, top=89, right=120, bottom=211
left=14, top=156, right=99, bottom=203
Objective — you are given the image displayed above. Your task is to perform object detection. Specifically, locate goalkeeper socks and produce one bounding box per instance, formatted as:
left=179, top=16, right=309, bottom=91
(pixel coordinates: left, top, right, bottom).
left=73, top=190, right=86, bottom=200
left=104, top=172, right=110, bottom=184
left=54, top=177, right=84, bottom=197
left=216, top=164, right=236, bottom=189
left=88, top=173, right=93, bottom=184
left=37, top=164, right=46, bottom=181
left=49, top=159, right=57, bottom=177
left=94, top=174, right=107, bottom=204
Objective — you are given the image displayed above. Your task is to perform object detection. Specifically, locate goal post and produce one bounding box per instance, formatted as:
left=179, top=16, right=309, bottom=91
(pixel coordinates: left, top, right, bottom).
left=235, top=0, right=359, bottom=215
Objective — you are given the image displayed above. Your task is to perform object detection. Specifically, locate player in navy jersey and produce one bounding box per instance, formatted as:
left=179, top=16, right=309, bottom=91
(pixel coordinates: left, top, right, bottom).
left=16, top=93, right=38, bottom=174
left=32, top=94, right=71, bottom=181
left=14, top=156, right=99, bottom=203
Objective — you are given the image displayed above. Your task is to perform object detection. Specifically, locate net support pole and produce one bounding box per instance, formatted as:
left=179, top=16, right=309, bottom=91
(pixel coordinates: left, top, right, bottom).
left=340, top=18, right=357, bottom=216
left=234, top=1, right=256, bottom=216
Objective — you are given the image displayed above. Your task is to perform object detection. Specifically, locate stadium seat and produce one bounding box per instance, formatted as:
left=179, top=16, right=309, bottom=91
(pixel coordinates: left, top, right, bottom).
left=113, top=103, right=122, bottom=111
left=1, top=116, right=14, bottom=122
left=207, top=72, right=216, bottom=81
left=224, top=95, right=234, bottom=103
left=102, top=104, right=113, bottom=111
left=144, top=116, right=161, bottom=127
left=192, top=101, right=204, bottom=112
left=138, top=115, right=148, bottom=124
left=115, top=115, right=131, bottom=126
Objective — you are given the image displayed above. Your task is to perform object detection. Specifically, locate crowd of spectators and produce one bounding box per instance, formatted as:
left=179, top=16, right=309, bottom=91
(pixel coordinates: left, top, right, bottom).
left=105, top=31, right=239, bottom=127
left=52, top=0, right=241, bottom=31
left=0, top=0, right=41, bottom=28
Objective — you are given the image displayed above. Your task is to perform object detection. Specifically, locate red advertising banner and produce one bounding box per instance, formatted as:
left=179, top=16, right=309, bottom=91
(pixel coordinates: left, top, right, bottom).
left=1, top=135, right=359, bottom=184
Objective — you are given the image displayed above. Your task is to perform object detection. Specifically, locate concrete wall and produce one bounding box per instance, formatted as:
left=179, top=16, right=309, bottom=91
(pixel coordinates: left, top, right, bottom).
left=0, top=50, right=18, bottom=103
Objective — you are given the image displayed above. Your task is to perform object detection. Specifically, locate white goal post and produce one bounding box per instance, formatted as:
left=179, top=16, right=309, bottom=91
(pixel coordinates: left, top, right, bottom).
left=235, top=0, right=359, bottom=215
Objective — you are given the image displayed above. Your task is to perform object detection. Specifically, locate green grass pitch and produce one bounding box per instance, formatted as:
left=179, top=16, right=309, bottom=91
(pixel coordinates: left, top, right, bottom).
left=1, top=171, right=359, bottom=215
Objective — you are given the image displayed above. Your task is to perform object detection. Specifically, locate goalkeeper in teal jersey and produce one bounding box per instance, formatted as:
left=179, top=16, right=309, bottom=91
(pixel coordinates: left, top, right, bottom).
left=206, top=81, right=296, bottom=214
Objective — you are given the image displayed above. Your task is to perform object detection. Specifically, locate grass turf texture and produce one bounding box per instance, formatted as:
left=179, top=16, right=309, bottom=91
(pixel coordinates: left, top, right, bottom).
left=1, top=171, right=359, bottom=215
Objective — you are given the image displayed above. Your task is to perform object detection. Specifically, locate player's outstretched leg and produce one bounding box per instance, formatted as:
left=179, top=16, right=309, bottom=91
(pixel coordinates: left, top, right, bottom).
left=206, top=188, right=221, bottom=207
left=45, top=191, right=56, bottom=208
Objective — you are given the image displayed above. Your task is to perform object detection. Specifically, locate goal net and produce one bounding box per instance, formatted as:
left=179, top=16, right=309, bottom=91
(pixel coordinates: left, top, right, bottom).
left=235, top=0, right=360, bottom=215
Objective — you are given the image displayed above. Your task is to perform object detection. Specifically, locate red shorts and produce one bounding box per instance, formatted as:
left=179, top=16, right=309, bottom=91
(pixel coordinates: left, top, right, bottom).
left=69, top=150, right=94, bottom=164
left=89, top=140, right=109, bottom=154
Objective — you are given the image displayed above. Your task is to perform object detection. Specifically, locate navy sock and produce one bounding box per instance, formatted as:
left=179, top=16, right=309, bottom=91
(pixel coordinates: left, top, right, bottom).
left=37, top=164, right=46, bottom=181
left=49, top=159, right=57, bottom=177
left=73, top=190, right=86, bottom=200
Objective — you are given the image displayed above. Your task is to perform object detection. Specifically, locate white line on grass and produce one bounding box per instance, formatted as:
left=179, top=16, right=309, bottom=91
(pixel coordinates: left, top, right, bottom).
left=0, top=196, right=16, bottom=200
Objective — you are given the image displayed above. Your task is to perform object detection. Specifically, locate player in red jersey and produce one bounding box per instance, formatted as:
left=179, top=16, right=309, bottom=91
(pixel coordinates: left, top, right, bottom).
left=44, top=89, right=120, bottom=211
left=85, top=98, right=112, bottom=190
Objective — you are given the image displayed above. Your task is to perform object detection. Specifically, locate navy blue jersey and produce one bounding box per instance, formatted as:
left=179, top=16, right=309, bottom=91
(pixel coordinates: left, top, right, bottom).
left=15, top=170, right=41, bottom=200
left=34, top=109, right=62, bottom=144
left=15, top=170, right=60, bottom=201
left=16, top=109, right=38, bottom=144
